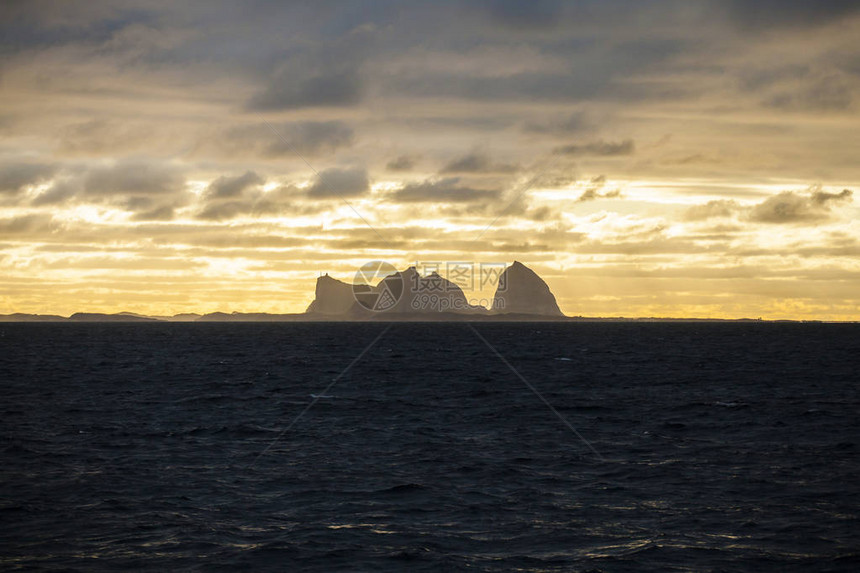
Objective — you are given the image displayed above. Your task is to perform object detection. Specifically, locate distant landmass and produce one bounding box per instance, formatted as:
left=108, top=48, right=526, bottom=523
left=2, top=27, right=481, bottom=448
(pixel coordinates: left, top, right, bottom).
left=0, top=261, right=566, bottom=322
left=0, top=261, right=833, bottom=322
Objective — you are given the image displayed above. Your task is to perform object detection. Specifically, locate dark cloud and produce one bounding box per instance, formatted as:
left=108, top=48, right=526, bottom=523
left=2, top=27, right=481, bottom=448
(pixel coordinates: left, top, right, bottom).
left=83, top=162, right=183, bottom=196
left=261, top=122, right=354, bottom=156
left=27, top=161, right=186, bottom=209
left=765, top=74, right=854, bottom=112
left=195, top=185, right=322, bottom=221
left=610, top=37, right=689, bottom=67
left=663, top=154, right=723, bottom=166
left=247, top=71, right=363, bottom=111
left=196, top=195, right=308, bottom=221
left=307, top=167, right=370, bottom=198
left=31, top=178, right=80, bottom=206
left=385, top=71, right=603, bottom=104
left=130, top=205, right=176, bottom=222
left=722, top=0, right=860, bottom=29
left=203, top=121, right=354, bottom=160
left=740, top=64, right=857, bottom=115
left=386, top=155, right=415, bottom=171
left=811, top=188, right=853, bottom=205
left=576, top=175, right=621, bottom=202
left=0, top=2, right=151, bottom=53
left=480, top=0, right=563, bottom=30
left=397, top=115, right=514, bottom=132
left=554, top=139, right=635, bottom=157
left=522, top=112, right=592, bottom=136
left=686, top=187, right=853, bottom=224
left=206, top=171, right=265, bottom=199
left=440, top=153, right=517, bottom=174
left=442, top=154, right=489, bottom=173
left=392, top=177, right=501, bottom=202
left=0, top=213, right=57, bottom=234
left=684, top=199, right=742, bottom=221
left=526, top=159, right=579, bottom=189
left=380, top=19, right=700, bottom=105
left=525, top=205, right=555, bottom=222
left=116, top=193, right=189, bottom=222
left=58, top=118, right=152, bottom=156
left=0, top=162, right=56, bottom=194
left=576, top=184, right=600, bottom=202
left=197, top=201, right=249, bottom=221
left=238, top=11, right=376, bottom=111
left=750, top=188, right=852, bottom=223
left=739, top=65, right=811, bottom=92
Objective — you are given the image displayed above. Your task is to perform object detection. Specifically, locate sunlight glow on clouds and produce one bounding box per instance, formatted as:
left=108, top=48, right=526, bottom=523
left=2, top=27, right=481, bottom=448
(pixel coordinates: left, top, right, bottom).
left=1, top=1, right=859, bottom=319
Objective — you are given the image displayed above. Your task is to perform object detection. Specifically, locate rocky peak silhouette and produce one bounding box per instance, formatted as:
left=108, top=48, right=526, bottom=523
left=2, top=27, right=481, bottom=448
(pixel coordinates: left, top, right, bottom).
left=491, top=261, right=563, bottom=316
left=306, top=262, right=564, bottom=317
left=306, top=273, right=355, bottom=314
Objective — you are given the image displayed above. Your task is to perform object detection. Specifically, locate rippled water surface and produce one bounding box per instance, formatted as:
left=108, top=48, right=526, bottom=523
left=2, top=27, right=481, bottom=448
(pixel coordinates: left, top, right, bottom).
left=1, top=322, right=859, bottom=571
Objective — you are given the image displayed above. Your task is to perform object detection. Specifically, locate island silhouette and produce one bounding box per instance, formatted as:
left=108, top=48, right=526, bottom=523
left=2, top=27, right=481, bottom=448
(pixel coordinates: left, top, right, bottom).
left=0, top=261, right=804, bottom=323
left=1, top=262, right=573, bottom=322
left=307, top=260, right=562, bottom=319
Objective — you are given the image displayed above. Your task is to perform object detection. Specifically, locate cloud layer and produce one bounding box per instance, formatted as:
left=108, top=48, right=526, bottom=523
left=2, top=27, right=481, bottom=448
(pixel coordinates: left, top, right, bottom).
left=1, top=1, right=859, bottom=319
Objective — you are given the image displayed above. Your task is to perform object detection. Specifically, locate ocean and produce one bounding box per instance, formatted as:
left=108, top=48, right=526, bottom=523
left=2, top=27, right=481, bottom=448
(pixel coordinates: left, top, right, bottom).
left=1, top=322, right=858, bottom=571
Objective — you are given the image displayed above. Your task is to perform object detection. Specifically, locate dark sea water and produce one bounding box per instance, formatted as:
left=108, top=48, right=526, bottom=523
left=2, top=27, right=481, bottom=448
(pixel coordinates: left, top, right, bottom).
left=1, top=322, right=859, bottom=572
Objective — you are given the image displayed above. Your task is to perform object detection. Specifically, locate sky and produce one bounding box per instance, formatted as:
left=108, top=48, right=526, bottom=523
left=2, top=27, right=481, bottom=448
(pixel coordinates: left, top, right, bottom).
left=1, top=0, right=859, bottom=319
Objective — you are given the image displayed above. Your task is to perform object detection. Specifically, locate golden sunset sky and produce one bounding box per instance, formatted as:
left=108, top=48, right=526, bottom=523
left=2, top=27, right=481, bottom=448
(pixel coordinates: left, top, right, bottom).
left=1, top=1, right=859, bottom=319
